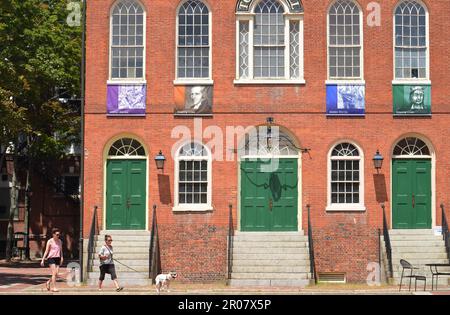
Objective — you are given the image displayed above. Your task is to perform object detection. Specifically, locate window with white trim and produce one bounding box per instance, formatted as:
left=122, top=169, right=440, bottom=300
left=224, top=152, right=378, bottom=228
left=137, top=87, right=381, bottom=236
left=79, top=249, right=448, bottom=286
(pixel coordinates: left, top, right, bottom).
left=328, top=142, right=364, bottom=209
left=393, top=137, right=430, bottom=156
left=108, top=138, right=146, bottom=157
left=110, top=0, right=145, bottom=80
left=236, top=0, right=304, bottom=82
left=328, top=0, right=362, bottom=79
left=174, top=142, right=212, bottom=210
left=177, top=0, right=211, bottom=79
left=394, top=1, right=428, bottom=79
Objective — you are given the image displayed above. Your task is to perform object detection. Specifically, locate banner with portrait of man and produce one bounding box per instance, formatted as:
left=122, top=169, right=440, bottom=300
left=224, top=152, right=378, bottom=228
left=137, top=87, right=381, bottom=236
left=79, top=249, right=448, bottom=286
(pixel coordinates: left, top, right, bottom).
left=174, top=86, right=213, bottom=116
left=393, top=85, right=431, bottom=116
left=326, top=84, right=365, bottom=116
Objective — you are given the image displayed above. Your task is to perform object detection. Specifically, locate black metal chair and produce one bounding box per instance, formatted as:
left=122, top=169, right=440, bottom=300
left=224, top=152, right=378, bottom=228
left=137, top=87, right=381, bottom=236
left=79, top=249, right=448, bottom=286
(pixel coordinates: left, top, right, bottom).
left=399, top=259, right=426, bottom=292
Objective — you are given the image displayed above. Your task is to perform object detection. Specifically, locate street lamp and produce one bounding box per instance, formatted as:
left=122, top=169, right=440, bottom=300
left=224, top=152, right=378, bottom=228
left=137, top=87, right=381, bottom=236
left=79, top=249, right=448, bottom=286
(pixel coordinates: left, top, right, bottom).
left=373, top=150, right=384, bottom=173
left=154, top=150, right=166, bottom=170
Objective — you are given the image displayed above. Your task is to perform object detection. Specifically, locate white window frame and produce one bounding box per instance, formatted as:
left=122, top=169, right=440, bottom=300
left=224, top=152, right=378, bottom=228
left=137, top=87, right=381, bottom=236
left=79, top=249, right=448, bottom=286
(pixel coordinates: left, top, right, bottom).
left=392, top=0, right=430, bottom=85
left=174, top=0, right=213, bottom=86
left=326, top=141, right=365, bottom=212
left=173, top=142, right=213, bottom=212
left=234, top=0, right=305, bottom=85
left=108, top=0, right=147, bottom=85
left=326, top=0, right=365, bottom=85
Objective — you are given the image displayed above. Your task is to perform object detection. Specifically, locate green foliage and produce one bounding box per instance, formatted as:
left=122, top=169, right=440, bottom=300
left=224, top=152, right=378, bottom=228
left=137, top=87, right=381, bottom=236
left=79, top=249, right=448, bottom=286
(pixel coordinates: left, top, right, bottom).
left=0, top=0, right=82, bottom=158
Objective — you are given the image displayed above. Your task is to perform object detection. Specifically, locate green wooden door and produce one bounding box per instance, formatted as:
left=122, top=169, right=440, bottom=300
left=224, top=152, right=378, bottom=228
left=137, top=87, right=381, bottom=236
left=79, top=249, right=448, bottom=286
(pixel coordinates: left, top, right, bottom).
left=241, top=159, right=298, bottom=231
left=392, top=159, right=431, bottom=229
left=106, top=159, right=146, bottom=230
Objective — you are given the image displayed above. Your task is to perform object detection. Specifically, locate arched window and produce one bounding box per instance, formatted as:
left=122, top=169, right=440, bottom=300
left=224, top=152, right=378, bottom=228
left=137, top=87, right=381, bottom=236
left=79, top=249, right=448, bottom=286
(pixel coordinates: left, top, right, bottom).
left=110, top=0, right=145, bottom=79
left=108, top=138, right=146, bottom=157
left=235, top=0, right=304, bottom=83
left=327, top=142, right=365, bottom=211
left=174, top=142, right=212, bottom=211
left=394, top=1, right=428, bottom=79
left=241, top=127, right=299, bottom=156
left=176, top=0, right=211, bottom=81
left=393, top=137, right=430, bottom=157
left=328, top=0, right=363, bottom=79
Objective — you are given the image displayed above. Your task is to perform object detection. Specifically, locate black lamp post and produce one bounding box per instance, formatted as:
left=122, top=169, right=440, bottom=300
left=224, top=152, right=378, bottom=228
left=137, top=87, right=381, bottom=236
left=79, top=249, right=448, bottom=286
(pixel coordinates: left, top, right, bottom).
left=373, top=150, right=384, bottom=173
left=154, top=151, right=166, bottom=170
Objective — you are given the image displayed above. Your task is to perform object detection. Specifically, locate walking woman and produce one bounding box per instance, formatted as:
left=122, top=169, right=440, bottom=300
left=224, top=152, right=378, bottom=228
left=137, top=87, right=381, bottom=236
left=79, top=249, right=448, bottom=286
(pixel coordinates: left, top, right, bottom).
left=98, top=234, right=123, bottom=292
left=40, top=228, right=63, bottom=292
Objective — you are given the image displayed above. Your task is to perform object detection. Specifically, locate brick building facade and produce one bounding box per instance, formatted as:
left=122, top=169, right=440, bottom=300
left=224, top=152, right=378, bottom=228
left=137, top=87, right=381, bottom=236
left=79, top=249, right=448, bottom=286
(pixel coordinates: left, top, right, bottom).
left=83, top=0, right=450, bottom=284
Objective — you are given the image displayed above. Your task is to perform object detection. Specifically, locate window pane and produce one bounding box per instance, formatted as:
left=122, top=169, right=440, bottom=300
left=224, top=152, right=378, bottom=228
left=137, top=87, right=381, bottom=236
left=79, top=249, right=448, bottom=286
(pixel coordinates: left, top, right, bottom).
left=253, top=0, right=285, bottom=79
left=394, top=1, right=427, bottom=79
left=178, top=0, right=210, bottom=78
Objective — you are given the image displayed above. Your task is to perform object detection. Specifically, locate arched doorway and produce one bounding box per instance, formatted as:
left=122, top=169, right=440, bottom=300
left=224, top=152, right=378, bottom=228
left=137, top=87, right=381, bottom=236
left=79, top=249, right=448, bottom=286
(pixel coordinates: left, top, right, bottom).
left=392, top=136, right=433, bottom=229
left=105, top=137, right=147, bottom=230
left=239, top=126, right=300, bottom=232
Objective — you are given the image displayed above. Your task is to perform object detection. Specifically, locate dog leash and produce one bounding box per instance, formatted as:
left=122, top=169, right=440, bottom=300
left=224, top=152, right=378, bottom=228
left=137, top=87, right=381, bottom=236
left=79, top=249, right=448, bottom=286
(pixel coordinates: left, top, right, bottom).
left=103, top=245, right=149, bottom=276
left=111, top=258, right=149, bottom=276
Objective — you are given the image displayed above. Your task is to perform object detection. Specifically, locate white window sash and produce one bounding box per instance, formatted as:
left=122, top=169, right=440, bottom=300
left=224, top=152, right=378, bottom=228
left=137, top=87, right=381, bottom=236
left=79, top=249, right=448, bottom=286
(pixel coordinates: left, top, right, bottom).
left=175, top=1, right=212, bottom=81
left=235, top=12, right=304, bottom=82
left=109, top=3, right=146, bottom=81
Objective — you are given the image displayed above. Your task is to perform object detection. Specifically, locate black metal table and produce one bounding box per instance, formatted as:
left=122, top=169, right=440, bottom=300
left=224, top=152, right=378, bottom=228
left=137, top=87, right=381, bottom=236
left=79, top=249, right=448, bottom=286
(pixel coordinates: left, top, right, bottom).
left=426, top=263, right=450, bottom=291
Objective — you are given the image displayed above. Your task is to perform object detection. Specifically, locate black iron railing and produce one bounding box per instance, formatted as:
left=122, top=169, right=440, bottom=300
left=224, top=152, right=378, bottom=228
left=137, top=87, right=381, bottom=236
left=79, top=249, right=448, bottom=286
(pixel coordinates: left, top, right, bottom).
left=307, top=204, right=316, bottom=283
left=381, top=204, right=393, bottom=279
left=441, top=204, right=450, bottom=262
left=86, top=206, right=98, bottom=275
left=149, top=204, right=161, bottom=283
left=227, top=204, right=234, bottom=283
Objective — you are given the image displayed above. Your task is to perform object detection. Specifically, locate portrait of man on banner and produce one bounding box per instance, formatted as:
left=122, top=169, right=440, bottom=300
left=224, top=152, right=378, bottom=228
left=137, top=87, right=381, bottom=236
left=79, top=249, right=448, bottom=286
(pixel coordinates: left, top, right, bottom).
left=174, top=86, right=213, bottom=116
left=393, top=85, right=431, bottom=115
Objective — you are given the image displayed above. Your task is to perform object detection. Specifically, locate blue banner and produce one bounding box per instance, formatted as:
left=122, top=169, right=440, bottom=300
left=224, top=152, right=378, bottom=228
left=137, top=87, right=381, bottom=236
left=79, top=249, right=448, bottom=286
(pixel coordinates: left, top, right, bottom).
left=326, top=85, right=365, bottom=116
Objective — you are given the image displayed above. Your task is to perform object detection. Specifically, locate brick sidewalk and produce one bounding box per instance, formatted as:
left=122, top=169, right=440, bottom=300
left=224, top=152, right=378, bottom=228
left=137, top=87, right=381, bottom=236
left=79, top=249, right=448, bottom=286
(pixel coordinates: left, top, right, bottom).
left=1, top=261, right=449, bottom=295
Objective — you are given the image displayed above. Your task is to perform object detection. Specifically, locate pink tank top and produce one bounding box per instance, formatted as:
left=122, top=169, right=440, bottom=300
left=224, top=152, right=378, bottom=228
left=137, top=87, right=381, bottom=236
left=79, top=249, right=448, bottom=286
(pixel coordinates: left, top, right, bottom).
left=47, top=239, right=62, bottom=258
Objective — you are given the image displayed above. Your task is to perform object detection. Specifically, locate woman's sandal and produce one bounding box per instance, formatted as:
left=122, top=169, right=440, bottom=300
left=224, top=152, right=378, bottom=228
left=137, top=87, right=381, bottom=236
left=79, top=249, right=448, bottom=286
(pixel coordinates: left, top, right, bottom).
left=46, top=281, right=50, bottom=291
left=116, top=287, right=124, bottom=292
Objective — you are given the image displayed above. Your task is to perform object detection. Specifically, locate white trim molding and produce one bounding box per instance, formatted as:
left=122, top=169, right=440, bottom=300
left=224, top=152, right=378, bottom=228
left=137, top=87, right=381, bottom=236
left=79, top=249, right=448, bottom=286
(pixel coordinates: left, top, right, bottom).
left=173, top=141, right=213, bottom=212
left=389, top=133, right=436, bottom=229
left=326, top=140, right=365, bottom=213
left=392, top=80, right=431, bottom=85
left=325, top=80, right=365, bottom=85
left=109, top=0, right=147, bottom=81
left=173, top=79, right=214, bottom=86
left=327, top=0, right=364, bottom=81
left=235, top=0, right=304, bottom=84
left=175, top=0, right=213, bottom=82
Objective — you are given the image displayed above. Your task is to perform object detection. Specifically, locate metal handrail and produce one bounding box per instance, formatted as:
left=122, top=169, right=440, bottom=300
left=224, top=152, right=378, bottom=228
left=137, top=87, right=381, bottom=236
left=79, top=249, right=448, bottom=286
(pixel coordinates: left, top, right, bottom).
left=227, top=204, right=234, bottom=283
left=381, top=204, right=393, bottom=279
left=441, top=204, right=450, bottom=262
left=86, top=206, right=98, bottom=275
left=149, top=204, right=161, bottom=283
left=307, top=204, right=316, bottom=283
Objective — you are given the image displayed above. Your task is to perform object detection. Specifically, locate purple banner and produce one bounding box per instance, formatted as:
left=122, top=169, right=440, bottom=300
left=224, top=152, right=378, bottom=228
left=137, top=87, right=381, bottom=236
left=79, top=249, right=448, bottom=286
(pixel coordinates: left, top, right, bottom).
left=107, top=84, right=146, bottom=115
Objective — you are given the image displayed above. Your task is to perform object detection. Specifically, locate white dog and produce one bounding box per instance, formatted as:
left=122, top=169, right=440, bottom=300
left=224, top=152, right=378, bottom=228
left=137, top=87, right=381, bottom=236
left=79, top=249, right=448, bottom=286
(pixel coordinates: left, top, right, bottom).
left=155, top=272, right=177, bottom=293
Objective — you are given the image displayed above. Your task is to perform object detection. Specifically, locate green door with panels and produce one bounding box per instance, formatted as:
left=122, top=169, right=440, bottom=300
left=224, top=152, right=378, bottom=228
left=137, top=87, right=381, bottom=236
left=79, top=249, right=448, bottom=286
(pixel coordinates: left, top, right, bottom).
left=240, top=159, right=298, bottom=231
left=392, top=159, right=431, bottom=229
left=106, top=159, right=146, bottom=230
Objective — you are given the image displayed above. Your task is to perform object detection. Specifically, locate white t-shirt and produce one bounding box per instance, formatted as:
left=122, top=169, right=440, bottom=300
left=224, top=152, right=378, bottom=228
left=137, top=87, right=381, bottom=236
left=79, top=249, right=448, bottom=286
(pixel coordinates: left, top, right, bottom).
left=98, top=245, right=114, bottom=265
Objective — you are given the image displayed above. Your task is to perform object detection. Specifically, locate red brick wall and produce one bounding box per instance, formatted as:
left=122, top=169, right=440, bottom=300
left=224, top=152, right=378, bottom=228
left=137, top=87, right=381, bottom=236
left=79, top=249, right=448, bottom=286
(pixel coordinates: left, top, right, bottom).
left=84, top=0, right=450, bottom=282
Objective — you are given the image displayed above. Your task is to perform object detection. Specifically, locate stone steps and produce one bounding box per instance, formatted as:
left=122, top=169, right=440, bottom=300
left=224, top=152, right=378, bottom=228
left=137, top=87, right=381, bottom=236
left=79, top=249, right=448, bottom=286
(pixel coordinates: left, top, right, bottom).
left=87, top=230, right=151, bottom=286
left=230, top=232, right=310, bottom=287
left=233, top=247, right=309, bottom=254
left=231, top=272, right=311, bottom=279
left=232, top=266, right=310, bottom=273
left=233, top=254, right=309, bottom=266
left=383, top=230, right=450, bottom=286
left=229, top=279, right=311, bottom=287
